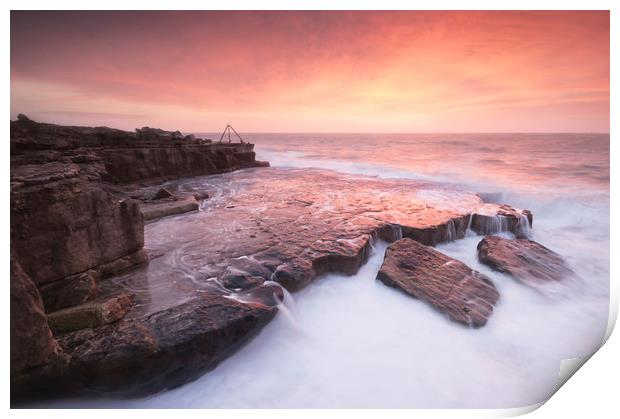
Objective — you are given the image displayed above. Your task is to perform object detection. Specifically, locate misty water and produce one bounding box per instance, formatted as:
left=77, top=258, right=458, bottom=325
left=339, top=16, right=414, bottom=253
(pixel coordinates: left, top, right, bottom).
left=38, top=133, right=609, bottom=408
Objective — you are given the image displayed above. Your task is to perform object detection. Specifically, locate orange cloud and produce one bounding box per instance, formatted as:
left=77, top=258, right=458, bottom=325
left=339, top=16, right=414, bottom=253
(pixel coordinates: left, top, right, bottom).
left=11, top=11, right=609, bottom=132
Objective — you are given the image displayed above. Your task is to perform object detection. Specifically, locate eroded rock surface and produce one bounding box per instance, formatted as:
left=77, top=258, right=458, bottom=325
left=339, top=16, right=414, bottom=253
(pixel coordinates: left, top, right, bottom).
left=477, top=236, right=573, bottom=285
left=377, top=238, right=499, bottom=327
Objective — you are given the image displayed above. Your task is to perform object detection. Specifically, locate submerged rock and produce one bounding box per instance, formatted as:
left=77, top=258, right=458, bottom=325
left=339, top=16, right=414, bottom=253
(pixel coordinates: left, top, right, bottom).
left=377, top=238, right=499, bottom=327
left=220, top=257, right=272, bottom=289
left=477, top=236, right=573, bottom=285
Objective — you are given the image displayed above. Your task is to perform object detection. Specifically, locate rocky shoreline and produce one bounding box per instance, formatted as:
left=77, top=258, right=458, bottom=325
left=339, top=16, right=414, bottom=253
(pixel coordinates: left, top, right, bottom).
left=10, top=117, right=573, bottom=403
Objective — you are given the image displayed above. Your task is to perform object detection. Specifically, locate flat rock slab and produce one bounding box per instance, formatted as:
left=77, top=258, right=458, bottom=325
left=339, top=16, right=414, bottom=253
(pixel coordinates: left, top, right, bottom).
left=377, top=238, right=499, bottom=327
left=477, top=236, right=573, bottom=285
left=116, top=167, right=486, bottom=318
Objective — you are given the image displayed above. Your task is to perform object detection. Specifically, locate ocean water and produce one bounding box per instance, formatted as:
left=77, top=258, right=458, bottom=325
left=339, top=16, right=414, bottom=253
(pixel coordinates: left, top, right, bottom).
left=35, top=133, right=610, bottom=409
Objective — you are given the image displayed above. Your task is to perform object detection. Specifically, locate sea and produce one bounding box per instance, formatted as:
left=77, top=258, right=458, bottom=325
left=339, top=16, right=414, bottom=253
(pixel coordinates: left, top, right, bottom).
left=34, top=133, right=610, bottom=409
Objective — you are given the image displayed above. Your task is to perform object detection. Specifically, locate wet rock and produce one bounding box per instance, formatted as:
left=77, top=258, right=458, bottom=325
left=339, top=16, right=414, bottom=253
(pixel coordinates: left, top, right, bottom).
left=470, top=203, right=533, bottom=238
left=134, top=169, right=488, bottom=296
left=13, top=292, right=277, bottom=398
left=152, top=187, right=175, bottom=200
left=141, top=196, right=199, bottom=221
left=231, top=282, right=285, bottom=307
left=40, top=270, right=98, bottom=312
left=10, top=250, right=61, bottom=374
left=192, top=191, right=209, bottom=200
left=219, top=257, right=273, bottom=290
left=477, top=236, right=573, bottom=285
left=310, top=234, right=372, bottom=276
left=47, top=293, right=135, bottom=334
left=221, top=275, right=266, bottom=290
left=377, top=238, right=499, bottom=327
left=272, top=257, right=316, bottom=292
left=402, top=214, right=470, bottom=245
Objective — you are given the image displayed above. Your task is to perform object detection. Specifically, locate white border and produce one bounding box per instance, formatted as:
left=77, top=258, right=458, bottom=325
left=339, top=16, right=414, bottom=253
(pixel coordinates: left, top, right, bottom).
left=3, top=1, right=617, bottom=417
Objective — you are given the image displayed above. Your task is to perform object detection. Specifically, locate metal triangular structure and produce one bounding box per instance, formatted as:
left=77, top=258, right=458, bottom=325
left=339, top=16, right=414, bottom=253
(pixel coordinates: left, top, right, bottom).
left=218, top=124, right=245, bottom=144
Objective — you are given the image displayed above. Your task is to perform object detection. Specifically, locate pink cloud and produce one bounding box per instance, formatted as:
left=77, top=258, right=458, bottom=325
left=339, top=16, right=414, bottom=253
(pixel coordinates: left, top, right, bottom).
left=11, top=11, right=609, bottom=132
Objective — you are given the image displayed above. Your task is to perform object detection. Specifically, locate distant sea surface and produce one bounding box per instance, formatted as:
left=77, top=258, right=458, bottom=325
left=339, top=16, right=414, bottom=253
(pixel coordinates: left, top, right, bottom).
left=231, top=132, right=609, bottom=194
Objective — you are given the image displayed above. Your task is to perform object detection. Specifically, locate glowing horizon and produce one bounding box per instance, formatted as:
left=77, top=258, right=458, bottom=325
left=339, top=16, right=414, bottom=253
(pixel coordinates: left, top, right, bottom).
left=11, top=11, right=610, bottom=133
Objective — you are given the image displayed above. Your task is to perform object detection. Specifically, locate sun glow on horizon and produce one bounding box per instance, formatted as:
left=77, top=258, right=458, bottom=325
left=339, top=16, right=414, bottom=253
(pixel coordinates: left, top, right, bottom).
left=11, top=10, right=610, bottom=133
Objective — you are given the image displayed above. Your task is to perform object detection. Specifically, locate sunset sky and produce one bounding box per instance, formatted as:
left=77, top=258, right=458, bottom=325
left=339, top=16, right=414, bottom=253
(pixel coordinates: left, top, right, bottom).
left=11, top=11, right=609, bottom=133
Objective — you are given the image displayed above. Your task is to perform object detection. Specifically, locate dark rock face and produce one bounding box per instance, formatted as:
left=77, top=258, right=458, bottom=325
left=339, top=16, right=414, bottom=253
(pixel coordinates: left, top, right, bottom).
left=10, top=173, right=145, bottom=286
left=10, top=250, right=61, bottom=375
left=12, top=292, right=277, bottom=398
left=377, top=238, right=500, bottom=327
left=477, top=236, right=573, bottom=285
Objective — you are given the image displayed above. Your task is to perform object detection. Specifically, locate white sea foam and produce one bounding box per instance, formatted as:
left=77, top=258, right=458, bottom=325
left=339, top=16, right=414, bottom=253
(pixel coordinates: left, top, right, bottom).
left=37, top=237, right=608, bottom=408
